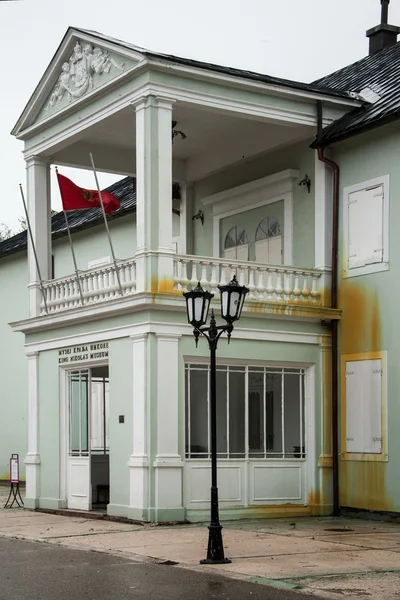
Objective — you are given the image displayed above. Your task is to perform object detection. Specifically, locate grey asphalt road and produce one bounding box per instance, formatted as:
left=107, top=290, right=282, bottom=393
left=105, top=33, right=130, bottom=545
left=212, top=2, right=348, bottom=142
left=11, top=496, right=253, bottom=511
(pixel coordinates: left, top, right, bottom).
left=0, top=537, right=320, bottom=600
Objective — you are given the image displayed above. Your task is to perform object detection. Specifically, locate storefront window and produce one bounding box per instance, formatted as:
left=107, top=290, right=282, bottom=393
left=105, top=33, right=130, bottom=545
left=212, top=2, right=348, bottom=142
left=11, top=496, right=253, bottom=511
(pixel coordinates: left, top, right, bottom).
left=185, top=364, right=306, bottom=459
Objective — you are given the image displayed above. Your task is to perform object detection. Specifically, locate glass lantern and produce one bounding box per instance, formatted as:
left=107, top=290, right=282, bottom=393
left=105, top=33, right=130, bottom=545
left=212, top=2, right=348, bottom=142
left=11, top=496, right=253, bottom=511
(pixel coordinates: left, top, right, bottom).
left=183, top=282, right=214, bottom=329
left=218, top=276, right=249, bottom=325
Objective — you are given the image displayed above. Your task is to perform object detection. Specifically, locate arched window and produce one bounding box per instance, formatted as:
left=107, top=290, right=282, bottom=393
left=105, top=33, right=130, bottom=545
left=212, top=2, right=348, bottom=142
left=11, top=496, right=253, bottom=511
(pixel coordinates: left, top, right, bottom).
left=256, top=217, right=281, bottom=241
left=224, top=226, right=249, bottom=260
left=255, top=217, right=282, bottom=264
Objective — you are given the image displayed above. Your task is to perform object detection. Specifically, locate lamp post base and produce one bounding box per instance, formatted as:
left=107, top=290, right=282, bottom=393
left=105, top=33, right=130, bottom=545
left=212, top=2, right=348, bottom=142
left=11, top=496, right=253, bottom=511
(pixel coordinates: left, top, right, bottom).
left=200, top=523, right=232, bottom=565
left=200, top=558, right=232, bottom=564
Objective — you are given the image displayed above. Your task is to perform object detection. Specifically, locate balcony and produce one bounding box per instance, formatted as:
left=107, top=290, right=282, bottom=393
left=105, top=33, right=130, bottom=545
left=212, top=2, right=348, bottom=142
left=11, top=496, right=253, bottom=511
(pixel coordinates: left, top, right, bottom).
left=39, top=254, right=330, bottom=315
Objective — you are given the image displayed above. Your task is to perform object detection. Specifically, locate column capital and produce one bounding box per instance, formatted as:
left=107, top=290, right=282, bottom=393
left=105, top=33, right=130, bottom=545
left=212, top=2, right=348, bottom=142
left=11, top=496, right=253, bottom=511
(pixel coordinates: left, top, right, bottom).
left=25, top=350, right=39, bottom=358
left=132, top=94, right=176, bottom=112
left=25, top=155, right=50, bottom=169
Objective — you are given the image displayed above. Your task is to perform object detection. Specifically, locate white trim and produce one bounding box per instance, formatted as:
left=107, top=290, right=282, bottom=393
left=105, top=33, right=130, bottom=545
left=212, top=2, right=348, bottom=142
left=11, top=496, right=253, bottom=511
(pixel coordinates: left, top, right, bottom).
left=342, top=175, right=390, bottom=279
left=14, top=26, right=358, bottom=139
left=23, top=320, right=321, bottom=353
left=146, top=59, right=360, bottom=108
left=207, top=170, right=298, bottom=264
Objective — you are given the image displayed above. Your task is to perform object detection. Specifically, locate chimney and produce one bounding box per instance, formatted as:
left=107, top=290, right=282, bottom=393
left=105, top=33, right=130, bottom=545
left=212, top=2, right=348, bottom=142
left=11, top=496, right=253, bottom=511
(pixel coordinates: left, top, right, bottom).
left=366, top=0, right=400, bottom=54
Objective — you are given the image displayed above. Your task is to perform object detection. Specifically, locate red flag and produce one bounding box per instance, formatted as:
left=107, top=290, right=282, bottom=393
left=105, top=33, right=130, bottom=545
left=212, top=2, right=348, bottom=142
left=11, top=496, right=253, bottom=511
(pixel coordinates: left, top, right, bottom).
left=56, top=171, right=120, bottom=215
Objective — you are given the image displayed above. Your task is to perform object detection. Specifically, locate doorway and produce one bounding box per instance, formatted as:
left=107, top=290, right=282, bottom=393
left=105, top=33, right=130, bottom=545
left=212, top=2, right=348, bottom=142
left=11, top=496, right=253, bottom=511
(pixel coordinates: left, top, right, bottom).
left=66, top=366, right=109, bottom=511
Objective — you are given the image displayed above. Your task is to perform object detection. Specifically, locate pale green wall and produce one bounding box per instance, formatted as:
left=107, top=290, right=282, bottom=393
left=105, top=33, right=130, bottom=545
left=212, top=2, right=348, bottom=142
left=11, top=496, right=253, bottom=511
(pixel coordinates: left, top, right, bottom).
left=53, top=215, right=137, bottom=278
left=38, top=349, right=60, bottom=502
left=0, top=253, right=28, bottom=480
left=193, top=139, right=315, bottom=268
left=333, top=121, right=400, bottom=513
left=108, top=337, right=132, bottom=508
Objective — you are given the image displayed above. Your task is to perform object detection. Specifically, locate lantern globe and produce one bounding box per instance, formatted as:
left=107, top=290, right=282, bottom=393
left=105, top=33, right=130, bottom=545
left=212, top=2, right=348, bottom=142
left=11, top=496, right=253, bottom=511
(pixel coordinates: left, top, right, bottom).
left=218, top=276, right=249, bottom=325
left=183, top=282, right=214, bottom=328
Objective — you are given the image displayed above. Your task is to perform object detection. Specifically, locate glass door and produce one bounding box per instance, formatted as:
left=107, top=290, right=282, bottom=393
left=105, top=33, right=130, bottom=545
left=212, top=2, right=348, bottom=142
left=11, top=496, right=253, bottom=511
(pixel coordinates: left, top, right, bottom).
left=67, top=369, right=91, bottom=510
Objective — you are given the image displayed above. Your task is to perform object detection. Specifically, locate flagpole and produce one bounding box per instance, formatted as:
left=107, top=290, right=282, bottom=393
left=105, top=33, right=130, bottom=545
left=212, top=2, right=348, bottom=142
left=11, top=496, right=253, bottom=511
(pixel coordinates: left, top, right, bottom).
left=55, top=168, right=85, bottom=306
left=89, top=152, right=124, bottom=296
left=62, top=210, right=85, bottom=305
left=19, top=184, right=49, bottom=315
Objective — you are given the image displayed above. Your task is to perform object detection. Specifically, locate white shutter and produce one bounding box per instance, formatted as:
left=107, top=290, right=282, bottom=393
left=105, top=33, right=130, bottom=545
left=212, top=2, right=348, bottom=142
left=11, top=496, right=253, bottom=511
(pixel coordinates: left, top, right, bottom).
left=363, top=360, right=382, bottom=453
left=255, top=239, right=269, bottom=263
left=268, top=236, right=282, bottom=265
left=255, top=236, right=282, bottom=265
left=224, top=247, right=237, bottom=260
left=236, top=244, right=249, bottom=261
left=345, top=359, right=382, bottom=454
left=348, top=186, right=383, bottom=270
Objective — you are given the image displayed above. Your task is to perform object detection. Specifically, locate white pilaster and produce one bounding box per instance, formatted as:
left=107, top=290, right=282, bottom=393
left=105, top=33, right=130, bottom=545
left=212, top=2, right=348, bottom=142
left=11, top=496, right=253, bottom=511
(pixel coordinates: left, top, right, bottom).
left=25, top=157, right=51, bottom=317
left=24, top=351, right=40, bottom=507
left=134, top=95, right=175, bottom=293
left=314, top=151, right=333, bottom=306
left=128, top=334, right=149, bottom=516
left=154, top=334, right=184, bottom=519
left=180, top=182, right=194, bottom=256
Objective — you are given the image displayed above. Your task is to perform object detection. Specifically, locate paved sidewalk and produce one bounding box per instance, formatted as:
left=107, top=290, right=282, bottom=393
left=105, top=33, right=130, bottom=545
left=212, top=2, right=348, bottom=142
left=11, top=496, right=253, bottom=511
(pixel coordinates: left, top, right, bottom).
left=1, top=485, right=400, bottom=599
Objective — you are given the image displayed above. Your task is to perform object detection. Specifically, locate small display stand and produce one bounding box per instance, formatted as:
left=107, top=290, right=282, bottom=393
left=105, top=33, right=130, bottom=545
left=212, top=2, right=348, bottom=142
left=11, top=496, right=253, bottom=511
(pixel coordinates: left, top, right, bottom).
left=4, top=454, right=24, bottom=509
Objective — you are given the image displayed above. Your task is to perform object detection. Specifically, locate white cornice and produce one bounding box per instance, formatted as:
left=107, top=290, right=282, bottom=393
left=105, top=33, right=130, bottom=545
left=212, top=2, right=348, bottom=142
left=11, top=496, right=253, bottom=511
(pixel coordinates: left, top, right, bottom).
left=146, top=59, right=360, bottom=109
left=203, top=169, right=300, bottom=212
left=23, top=318, right=324, bottom=353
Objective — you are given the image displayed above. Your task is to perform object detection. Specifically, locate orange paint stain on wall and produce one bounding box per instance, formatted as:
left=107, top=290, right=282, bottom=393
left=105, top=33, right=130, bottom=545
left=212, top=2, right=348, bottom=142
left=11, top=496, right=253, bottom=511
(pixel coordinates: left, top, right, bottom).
left=338, top=278, right=392, bottom=511
left=338, top=280, right=381, bottom=354
left=341, top=460, right=393, bottom=512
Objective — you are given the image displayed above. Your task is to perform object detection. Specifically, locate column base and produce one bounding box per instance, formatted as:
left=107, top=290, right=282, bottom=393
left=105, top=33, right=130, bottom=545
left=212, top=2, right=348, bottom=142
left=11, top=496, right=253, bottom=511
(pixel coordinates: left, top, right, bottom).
left=24, top=453, right=40, bottom=503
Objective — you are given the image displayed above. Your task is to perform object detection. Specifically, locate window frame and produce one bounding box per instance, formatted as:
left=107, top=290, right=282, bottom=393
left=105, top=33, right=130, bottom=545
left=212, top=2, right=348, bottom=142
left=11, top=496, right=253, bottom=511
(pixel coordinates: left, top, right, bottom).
left=184, top=360, right=308, bottom=461
left=343, top=175, right=390, bottom=279
left=341, top=351, right=388, bottom=462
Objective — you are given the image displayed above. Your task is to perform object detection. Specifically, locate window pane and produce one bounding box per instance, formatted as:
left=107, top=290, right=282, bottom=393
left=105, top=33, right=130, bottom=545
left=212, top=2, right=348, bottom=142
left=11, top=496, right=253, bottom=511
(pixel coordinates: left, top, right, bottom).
left=91, top=379, right=104, bottom=451
left=70, top=372, right=81, bottom=454
left=284, top=374, right=303, bottom=457
left=188, top=368, right=209, bottom=457
left=266, top=372, right=282, bottom=456
left=229, top=370, right=245, bottom=456
left=216, top=369, right=227, bottom=456
left=249, top=371, right=264, bottom=456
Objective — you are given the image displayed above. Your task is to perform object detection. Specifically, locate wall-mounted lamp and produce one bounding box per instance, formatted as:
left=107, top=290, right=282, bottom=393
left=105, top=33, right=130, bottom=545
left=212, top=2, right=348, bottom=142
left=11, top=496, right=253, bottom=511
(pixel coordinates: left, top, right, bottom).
left=298, top=174, right=311, bottom=194
left=172, top=120, right=187, bottom=143
left=192, top=209, right=204, bottom=225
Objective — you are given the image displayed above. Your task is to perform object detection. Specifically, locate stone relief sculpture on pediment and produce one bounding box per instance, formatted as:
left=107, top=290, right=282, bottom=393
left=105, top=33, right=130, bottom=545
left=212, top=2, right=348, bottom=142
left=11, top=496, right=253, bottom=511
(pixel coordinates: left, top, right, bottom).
left=45, top=41, right=125, bottom=111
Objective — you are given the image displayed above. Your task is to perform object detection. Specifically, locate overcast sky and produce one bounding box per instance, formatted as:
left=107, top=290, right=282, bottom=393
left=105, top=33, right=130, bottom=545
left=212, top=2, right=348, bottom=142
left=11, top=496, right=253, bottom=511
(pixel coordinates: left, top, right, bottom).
left=1, top=0, right=398, bottom=231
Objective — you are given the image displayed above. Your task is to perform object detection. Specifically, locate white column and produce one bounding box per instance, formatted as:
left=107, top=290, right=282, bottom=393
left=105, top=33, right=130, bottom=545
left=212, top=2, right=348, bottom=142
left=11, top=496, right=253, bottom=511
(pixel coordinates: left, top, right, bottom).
left=25, top=157, right=51, bottom=317
left=154, top=334, right=184, bottom=521
left=314, top=151, right=333, bottom=306
left=127, top=334, right=149, bottom=518
left=134, top=95, right=175, bottom=293
left=180, top=182, right=194, bottom=256
left=24, top=351, right=40, bottom=507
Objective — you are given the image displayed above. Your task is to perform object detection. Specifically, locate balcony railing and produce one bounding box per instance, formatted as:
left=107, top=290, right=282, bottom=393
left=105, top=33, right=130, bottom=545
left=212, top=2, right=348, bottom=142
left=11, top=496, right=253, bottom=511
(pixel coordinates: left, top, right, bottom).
left=38, top=253, right=328, bottom=315
left=173, top=255, right=324, bottom=304
left=40, top=258, right=136, bottom=314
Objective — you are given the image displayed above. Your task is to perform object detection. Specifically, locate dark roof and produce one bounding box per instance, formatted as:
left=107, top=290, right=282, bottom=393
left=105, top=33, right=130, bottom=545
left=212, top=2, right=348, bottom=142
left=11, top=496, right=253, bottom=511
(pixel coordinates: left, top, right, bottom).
left=312, top=41, right=400, bottom=146
left=0, top=176, right=136, bottom=259
left=75, top=28, right=354, bottom=102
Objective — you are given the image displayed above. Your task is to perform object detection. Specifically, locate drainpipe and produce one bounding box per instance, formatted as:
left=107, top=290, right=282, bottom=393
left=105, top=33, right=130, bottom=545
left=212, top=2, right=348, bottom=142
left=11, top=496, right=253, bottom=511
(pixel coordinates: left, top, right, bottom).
left=316, top=101, right=340, bottom=517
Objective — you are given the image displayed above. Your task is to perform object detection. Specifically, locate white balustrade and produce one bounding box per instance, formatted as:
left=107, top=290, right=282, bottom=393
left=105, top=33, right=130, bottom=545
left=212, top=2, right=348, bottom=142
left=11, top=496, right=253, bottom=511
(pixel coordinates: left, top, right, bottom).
left=40, top=258, right=136, bottom=314
left=173, top=255, right=325, bottom=305
left=38, top=252, right=328, bottom=316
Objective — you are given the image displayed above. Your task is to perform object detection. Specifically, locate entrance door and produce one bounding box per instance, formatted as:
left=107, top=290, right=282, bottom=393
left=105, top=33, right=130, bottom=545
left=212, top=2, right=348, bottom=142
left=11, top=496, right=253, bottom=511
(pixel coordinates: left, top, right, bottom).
left=67, top=369, right=91, bottom=510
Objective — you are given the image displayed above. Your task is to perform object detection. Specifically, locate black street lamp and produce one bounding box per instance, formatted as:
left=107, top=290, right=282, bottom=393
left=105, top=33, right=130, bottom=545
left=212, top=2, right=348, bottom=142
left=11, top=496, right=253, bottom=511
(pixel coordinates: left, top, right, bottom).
left=183, top=276, right=249, bottom=564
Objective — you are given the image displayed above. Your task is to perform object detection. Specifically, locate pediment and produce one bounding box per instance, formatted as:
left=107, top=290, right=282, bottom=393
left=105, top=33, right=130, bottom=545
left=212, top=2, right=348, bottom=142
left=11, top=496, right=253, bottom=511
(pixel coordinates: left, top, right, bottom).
left=13, top=27, right=146, bottom=137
